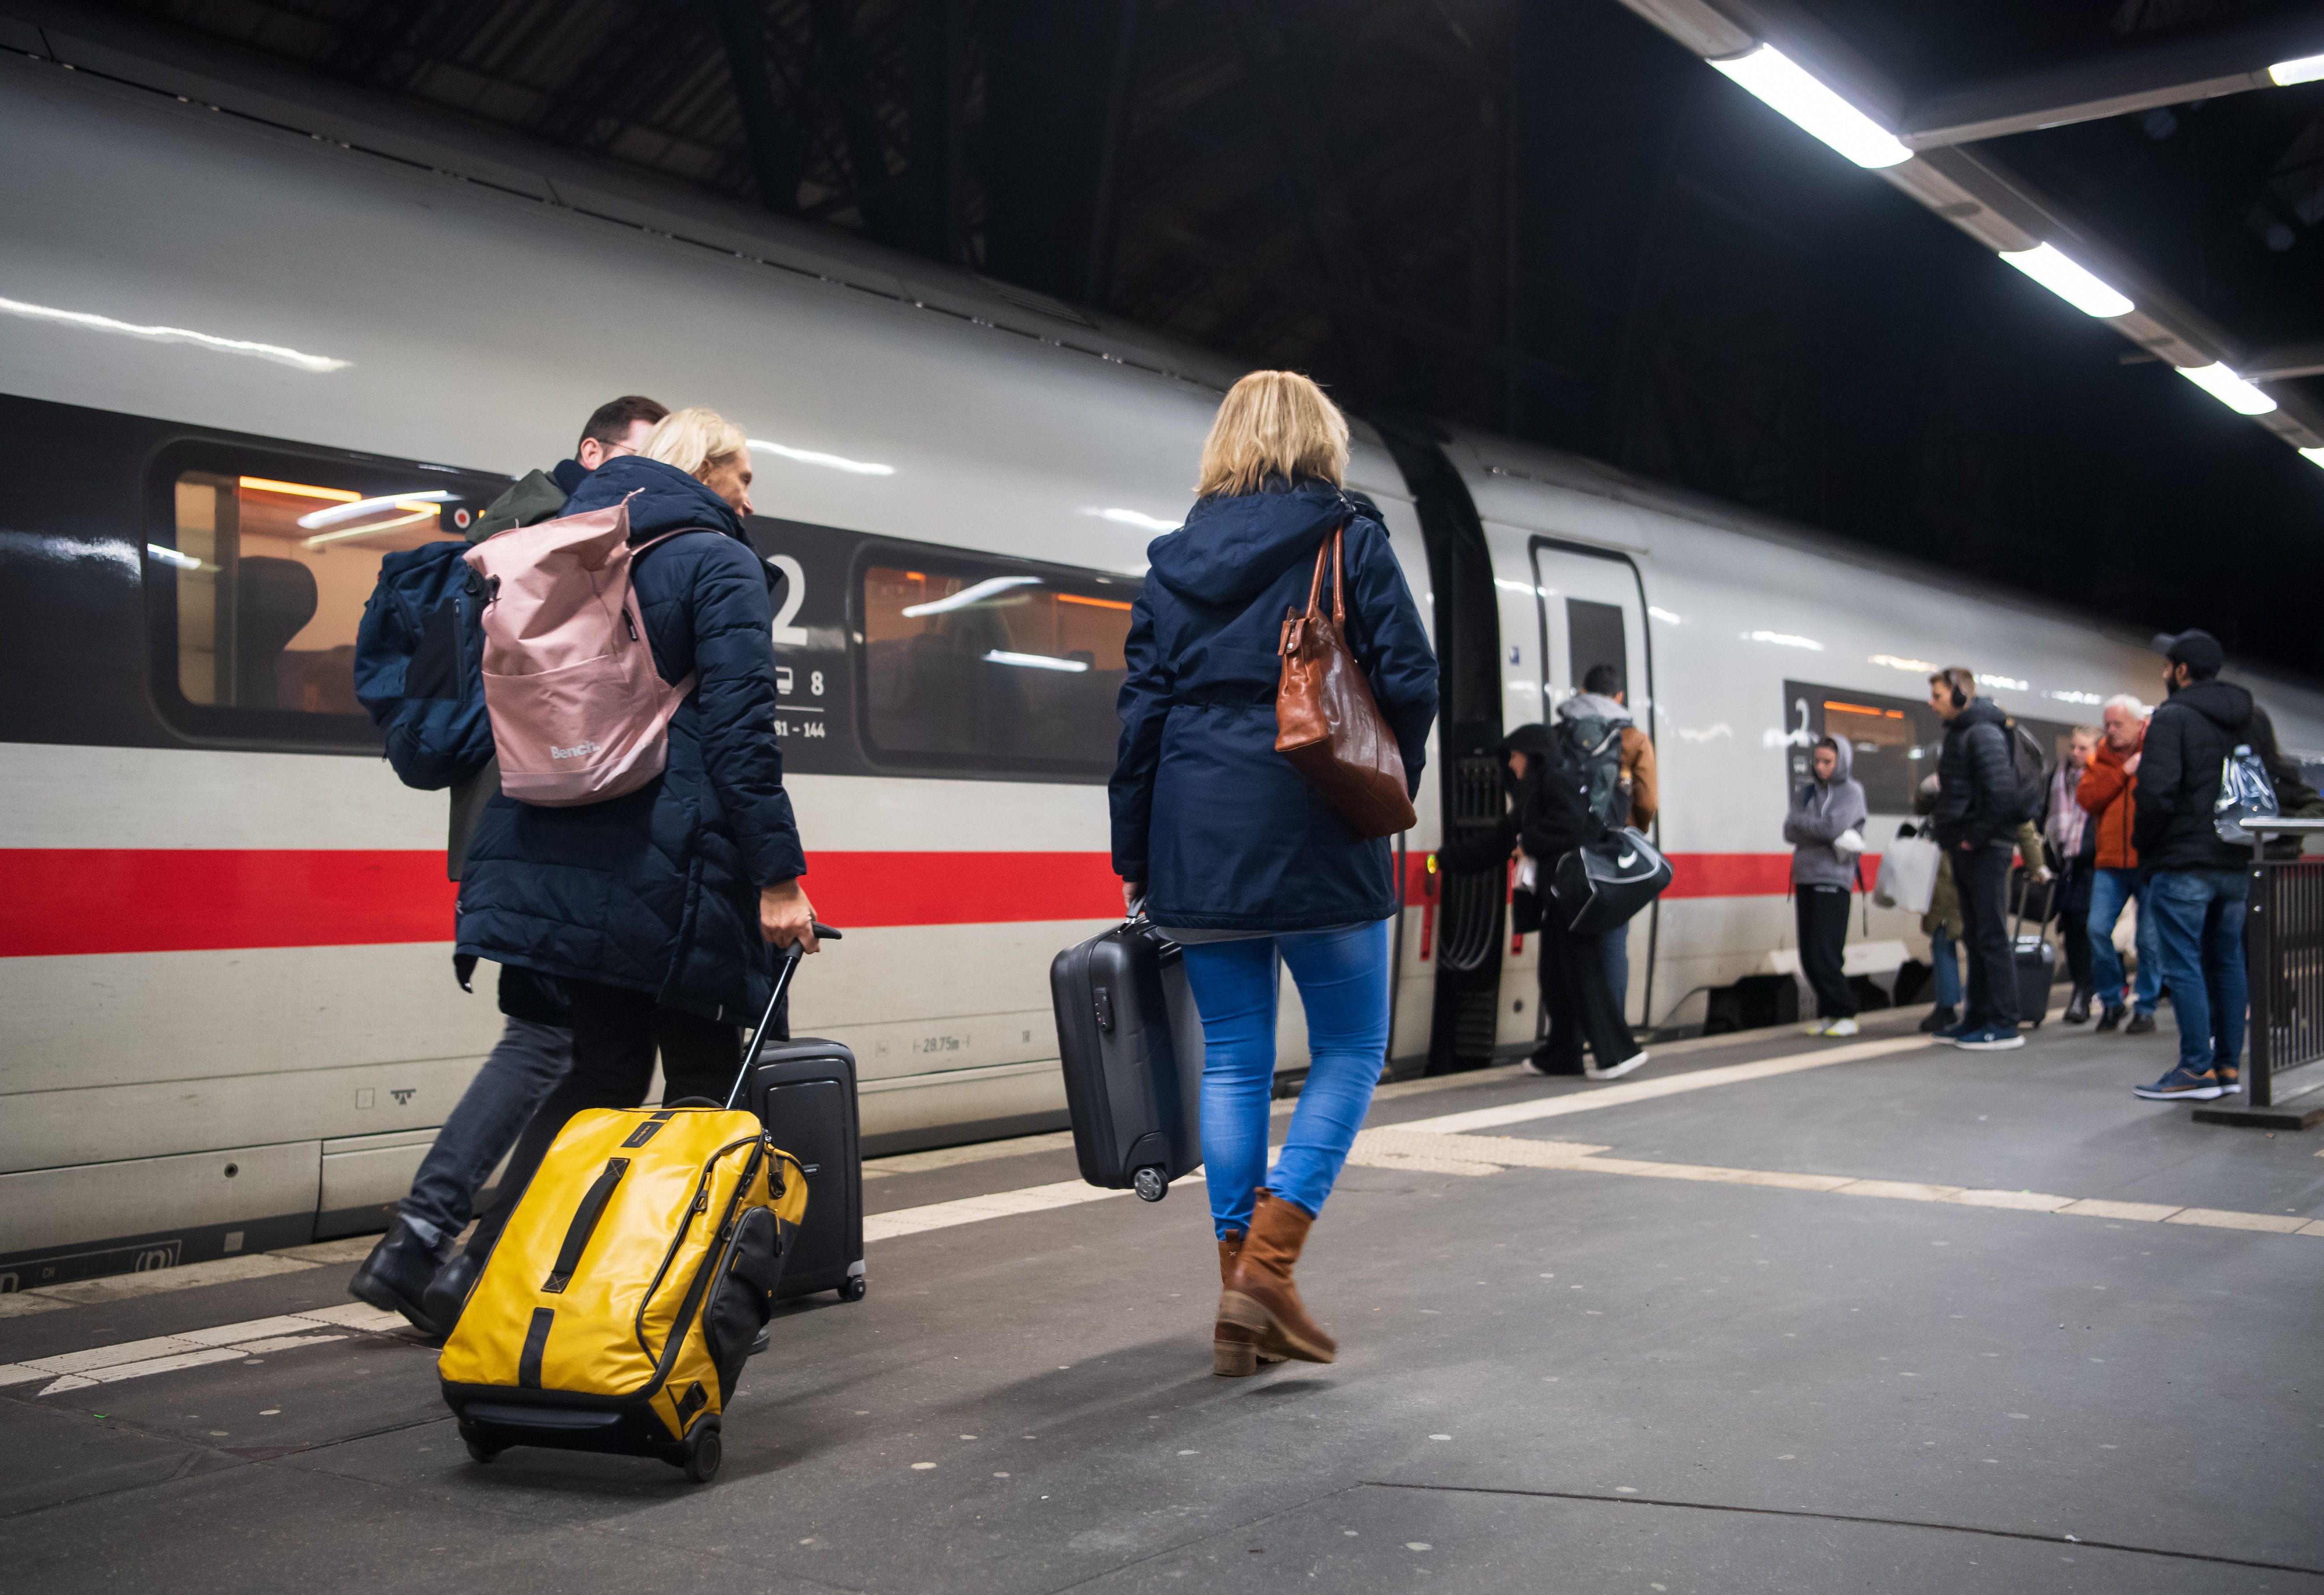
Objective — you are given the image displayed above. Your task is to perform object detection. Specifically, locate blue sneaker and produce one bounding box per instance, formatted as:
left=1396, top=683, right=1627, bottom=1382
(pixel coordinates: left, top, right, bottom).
left=2132, top=1066, right=2224, bottom=1101
left=1952, top=1024, right=2024, bottom=1052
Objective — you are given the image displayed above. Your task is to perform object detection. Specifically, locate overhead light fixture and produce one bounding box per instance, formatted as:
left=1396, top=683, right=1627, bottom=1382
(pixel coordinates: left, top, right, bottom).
left=2176, top=362, right=2278, bottom=416
left=2269, top=52, right=2324, bottom=86
left=2301, top=446, right=2324, bottom=470
left=1998, top=244, right=2133, bottom=319
left=983, top=650, right=1088, bottom=673
left=900, top=574, right=1040, bottom=618
left=1707, top=46, right=1912, bottom=169
left=748, top=438, right=895, bottom=476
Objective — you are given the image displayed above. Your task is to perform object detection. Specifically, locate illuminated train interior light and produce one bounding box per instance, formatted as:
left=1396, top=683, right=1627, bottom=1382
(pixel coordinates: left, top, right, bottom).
left=983, top=649, right=1089, bottom=672
left=901, top=575, right=1041, bottom=617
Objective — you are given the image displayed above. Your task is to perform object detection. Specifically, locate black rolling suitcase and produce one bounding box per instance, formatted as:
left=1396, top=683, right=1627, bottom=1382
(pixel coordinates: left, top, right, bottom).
left=731, top=930, right=867, bottom=1302
left=1051, top=918, right=1205, bottom=1202
left=2010, top=878, right=2056, bottom=1028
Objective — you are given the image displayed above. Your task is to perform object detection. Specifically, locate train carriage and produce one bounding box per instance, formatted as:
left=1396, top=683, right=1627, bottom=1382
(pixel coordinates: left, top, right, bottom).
left=3, top=27, right=2319, bottom=1290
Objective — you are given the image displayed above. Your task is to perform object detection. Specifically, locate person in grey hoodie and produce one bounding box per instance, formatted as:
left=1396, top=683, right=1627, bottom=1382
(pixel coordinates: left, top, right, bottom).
left=1783, top=734, right=1869, bottom=1036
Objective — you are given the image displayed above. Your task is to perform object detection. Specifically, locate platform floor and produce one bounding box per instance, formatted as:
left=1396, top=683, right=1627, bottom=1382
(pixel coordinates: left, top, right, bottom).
left=4, top=1004, right=2320, bottom=1593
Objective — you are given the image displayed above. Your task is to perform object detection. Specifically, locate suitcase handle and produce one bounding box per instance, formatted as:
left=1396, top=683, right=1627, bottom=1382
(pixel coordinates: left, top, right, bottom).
left=726, top=923, right=843, bottom=1110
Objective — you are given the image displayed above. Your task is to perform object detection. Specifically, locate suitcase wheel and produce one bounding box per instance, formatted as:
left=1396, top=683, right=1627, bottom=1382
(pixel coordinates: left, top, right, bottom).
left=681, top=1420, right=722, bottom=1484
left=458, top=1424, right=501, bottom=1465
left=1132, top=1166, right=1169, bottom=1203
left=837, top=1274, right=867, bottom=1303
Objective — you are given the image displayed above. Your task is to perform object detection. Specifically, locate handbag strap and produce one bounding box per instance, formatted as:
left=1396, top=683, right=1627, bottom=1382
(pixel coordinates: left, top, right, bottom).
left=1302, top=525, right=1348, bottom=625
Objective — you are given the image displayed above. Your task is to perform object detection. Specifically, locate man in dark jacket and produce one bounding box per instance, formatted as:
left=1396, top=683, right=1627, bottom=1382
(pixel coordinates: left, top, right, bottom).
left=347, top=396, right=667, bottom=1334
left=1927, top=666, right=2025, bottom=1050
left=2127, top=630, right=2273, bottom=1100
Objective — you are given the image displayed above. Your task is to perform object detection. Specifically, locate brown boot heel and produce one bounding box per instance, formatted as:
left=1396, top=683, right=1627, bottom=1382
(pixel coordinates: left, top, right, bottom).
left=1220, top=1191, right=1338, bottom=1365
left=1216, top=1230, right=1283, bottom=1369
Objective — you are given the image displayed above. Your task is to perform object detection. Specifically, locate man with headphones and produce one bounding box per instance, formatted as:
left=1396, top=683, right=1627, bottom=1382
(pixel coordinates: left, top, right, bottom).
left=1927, top=667, right=2027, bottom=1050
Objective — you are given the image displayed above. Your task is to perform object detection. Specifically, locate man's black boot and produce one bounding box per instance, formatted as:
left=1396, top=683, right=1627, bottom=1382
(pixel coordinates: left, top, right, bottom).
left=2062, top=986, right=2092, bottom=1025
left=349, top=1218, right=450, bottom=1335
left=1918, top=1004, right=1958, bottom=1035
left=422, top=1248, right=487, bottom=1340
left=2124, top=1011, right=2157, bottom=1035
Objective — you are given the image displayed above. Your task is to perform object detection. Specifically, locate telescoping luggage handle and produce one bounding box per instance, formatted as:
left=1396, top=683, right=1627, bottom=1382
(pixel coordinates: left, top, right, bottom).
left=725, top=923, right=844, bottom=1111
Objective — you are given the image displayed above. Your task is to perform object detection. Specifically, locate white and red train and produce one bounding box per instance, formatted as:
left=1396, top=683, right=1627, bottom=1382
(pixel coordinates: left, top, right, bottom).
left=4, top=24, right=2320, bottom=1288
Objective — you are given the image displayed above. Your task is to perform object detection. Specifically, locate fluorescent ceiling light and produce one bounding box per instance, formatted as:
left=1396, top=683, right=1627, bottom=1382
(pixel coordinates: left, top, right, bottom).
left=2269, top=52, right=2324, bottom=86
left=2176, top=362, right=2277, bottom=416
left=0, top=294, right=351, bottom=372
left=296, top=490, right=457, bottom=531
left=1999, top=244, right=2133, bottom=318
left=1745, top=630, right=1824, bottom=651
left=748, top=438, right=895, bottom=476
left=2300, top=446, right=2324, bottom=470
left=983, top=649, right=1088, bottom=673
left=900, top=574, right=1040, bottom=618
left=1084, top=506, right=1180, bottom=533
left=1708, top=46, right=1912, bottom=169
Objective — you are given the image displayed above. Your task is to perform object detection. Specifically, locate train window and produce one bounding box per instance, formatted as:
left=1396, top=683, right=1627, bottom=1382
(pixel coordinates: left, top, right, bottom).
left=168, top=471, right=455, bottom=717
left=860, top=561, right=1134, bottom=774
left=1565, top=599, right=1627, bottom=693
left=1784, top=678, right=2078, bottom=814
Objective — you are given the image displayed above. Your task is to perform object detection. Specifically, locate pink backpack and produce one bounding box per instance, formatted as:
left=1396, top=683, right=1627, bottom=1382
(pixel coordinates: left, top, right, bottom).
left=463, top=496, right=697, bottom=807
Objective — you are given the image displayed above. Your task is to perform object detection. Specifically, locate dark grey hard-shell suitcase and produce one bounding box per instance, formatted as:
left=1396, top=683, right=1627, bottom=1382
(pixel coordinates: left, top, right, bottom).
left=731, top=934, right=867, bottom=1302
left=1050, top=919, right=1205, bottom=1202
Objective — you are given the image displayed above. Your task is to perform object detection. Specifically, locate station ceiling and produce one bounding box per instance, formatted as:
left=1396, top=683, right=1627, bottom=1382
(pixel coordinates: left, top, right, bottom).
left=88, top=0, right=2324, bottom=676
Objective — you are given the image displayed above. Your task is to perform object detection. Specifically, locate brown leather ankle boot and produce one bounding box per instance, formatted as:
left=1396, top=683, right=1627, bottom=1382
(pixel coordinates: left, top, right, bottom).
left=1218, top=1190, right=1336, bottom=1364
left=1213, top=1231, right=1285, bottom=1376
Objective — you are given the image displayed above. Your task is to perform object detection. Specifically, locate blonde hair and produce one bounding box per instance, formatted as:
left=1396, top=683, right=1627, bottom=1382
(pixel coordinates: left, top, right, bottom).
left=640, top=406, right=748, bottom=480
left=1194, top=371, right=1350, bottom=497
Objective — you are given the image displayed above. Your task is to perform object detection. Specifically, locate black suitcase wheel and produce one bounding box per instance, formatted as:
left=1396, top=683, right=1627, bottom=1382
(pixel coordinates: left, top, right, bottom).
left=837, top=1273, right=867, bottom=1302
left=1132, top=1166, right=1169, bottom=1203
left=683, top=1421, right=722, bottom=1484
left=459, top=1425, right=501, bottom=1464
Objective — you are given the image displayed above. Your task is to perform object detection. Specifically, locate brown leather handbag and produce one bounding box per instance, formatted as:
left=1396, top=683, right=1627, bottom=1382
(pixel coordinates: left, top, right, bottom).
left=1274, top=526, right=1417, bottom=838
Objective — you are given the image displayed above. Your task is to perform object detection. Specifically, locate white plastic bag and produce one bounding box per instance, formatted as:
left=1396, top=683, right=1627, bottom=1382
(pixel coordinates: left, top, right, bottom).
left=1874, top=834, right=1940, bottom=915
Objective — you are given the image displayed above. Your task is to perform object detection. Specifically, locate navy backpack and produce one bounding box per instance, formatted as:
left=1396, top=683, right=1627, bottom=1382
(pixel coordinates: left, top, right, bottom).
left=353, top=541, right=497, bottom=790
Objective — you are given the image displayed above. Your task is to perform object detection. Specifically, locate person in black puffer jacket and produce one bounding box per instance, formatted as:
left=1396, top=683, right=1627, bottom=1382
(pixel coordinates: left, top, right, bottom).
left=440, top=409, right=817, bottom=1308
left=2127, top=630, right=2285, bottom=1102
left=1927, top=666, right=2027, bottom=1049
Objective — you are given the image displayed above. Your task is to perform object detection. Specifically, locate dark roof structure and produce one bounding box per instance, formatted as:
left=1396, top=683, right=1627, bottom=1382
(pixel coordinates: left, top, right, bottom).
left=43, top=0, right=2324, bottom=673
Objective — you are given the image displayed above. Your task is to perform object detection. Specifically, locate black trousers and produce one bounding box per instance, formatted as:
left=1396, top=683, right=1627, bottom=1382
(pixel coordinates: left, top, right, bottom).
left=1794, top=885, right=1856, bottom=1018
left=1953, top=842, right=2019, bottom=1029
left=1535, top=920, right=1635, bottom=1073
left=2054, top=861, right=2094, bottom=991
left=471, top=979, right=741, bottom=1251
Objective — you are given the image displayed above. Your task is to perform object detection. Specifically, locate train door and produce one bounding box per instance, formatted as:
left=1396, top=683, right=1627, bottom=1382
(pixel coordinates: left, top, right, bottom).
left=1530, top=540, right=1657, bottom=1028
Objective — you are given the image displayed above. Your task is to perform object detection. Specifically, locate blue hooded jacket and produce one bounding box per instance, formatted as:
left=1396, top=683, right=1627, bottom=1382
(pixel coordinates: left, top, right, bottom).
left=455, top=455, right=806, bottom=1022
left=1110, top=479, right=1438, bottom=932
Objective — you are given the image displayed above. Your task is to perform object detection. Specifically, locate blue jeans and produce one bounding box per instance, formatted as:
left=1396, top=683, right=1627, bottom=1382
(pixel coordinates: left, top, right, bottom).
left=2144, top=870, right=2249, bottom=1076
left=1599, top=928, right=1629, bottom=1022
left=399, top=1016, right=573, bottom=1251
left=2088, top=867, right=2161, bottom=1014
left=1930, top=925, right=1961, bottom=1009
left=1180, top=921, right=1390, bottom=1239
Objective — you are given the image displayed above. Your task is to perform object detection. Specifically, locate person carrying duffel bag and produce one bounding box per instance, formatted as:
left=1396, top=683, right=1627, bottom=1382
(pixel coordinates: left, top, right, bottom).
left=1442, top=723, right=1651, bottom=1081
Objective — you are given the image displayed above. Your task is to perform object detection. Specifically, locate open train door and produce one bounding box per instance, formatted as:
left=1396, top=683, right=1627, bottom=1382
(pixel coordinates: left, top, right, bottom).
left=1530, top=539, right=1659, bottom=1030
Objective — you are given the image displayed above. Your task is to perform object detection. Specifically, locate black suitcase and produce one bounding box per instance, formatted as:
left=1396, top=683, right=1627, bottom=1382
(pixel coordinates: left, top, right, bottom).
left=730, top=930, right=867, bottom=1303
left=1051, top=919, right=1205, bottom=1202
left=2011, top=882, right=2056, bottom=1028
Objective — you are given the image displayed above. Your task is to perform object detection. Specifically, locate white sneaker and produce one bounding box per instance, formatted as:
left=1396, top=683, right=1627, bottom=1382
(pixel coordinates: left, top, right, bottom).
left=1819, top=1017, right=1859, bottom=1038
left=1589, top=1049, right=1649, bottom=1081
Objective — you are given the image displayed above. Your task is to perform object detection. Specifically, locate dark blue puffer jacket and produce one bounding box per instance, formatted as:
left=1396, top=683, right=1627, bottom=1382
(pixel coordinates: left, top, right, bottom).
left=455, top=456, right=806, bottom=1023
left=1110, top=479, right=1438, bottom=932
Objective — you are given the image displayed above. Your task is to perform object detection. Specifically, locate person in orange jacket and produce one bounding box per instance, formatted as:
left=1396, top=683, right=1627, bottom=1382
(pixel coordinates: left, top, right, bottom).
left=2076, top=694, right=2161, bottom=1032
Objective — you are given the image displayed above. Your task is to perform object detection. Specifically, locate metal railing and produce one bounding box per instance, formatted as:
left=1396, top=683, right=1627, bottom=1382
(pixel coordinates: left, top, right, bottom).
left=2242, top=818, right=2324, bottom=1109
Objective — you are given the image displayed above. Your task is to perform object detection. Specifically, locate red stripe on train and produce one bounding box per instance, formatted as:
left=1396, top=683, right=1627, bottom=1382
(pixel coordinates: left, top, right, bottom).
left=0, top=847, right=1831, bottom=957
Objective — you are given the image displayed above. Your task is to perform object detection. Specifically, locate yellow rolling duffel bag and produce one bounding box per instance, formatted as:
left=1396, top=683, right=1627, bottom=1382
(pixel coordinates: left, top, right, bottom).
left=437, top=1103, right=806, bottom=1483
